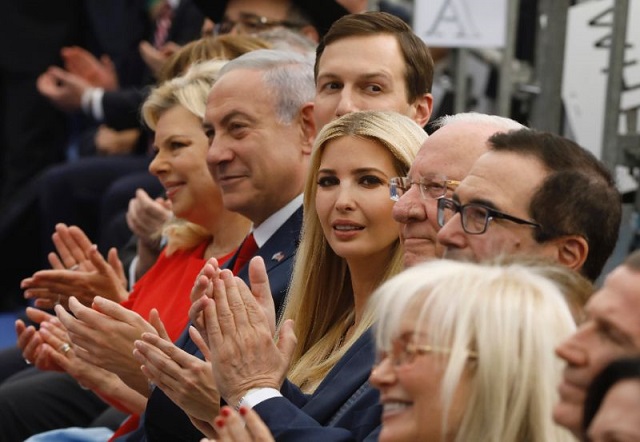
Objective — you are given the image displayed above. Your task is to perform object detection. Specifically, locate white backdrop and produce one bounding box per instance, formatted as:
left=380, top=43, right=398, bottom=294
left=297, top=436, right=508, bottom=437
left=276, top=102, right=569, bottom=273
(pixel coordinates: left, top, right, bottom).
left=413, top=0, right=508, bottom=48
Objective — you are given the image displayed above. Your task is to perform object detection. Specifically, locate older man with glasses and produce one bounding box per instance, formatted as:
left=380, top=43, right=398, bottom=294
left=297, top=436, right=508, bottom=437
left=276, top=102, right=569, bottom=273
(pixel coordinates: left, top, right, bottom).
left=436, top=128, right=621, bottom=283
left=391, top=112, right=525, bottom=268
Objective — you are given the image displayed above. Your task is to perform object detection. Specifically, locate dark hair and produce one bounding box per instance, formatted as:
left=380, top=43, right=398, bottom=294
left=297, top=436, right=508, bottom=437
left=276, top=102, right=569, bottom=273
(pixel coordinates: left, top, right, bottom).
left=583, top=357, right=640, bottom=436
left=314, top=11, right=434, bottom=104
left=488, top=129, right=622, bottom=282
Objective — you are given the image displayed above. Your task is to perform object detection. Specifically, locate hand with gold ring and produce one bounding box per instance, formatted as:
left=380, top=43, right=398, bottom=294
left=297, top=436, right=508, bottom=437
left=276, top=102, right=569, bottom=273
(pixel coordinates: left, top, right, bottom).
left=38, top=316, right=148, bottom=412
left=34, top=318, right=74, bottom=372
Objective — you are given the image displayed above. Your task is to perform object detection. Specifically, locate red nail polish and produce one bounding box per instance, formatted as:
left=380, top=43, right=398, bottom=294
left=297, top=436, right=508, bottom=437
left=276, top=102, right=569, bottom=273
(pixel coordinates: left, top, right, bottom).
left=221, top=407, right=231, bottom=417
left=215, top=417, right=224, bottom=428
left=239, top=406, right=247, bottom=416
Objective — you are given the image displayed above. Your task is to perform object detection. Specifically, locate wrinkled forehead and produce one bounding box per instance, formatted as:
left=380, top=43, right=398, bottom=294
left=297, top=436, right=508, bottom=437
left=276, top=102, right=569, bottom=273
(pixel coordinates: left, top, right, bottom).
left=453, top=150, right=546, bottom=211
left=206, top=70, right=274, bottom=117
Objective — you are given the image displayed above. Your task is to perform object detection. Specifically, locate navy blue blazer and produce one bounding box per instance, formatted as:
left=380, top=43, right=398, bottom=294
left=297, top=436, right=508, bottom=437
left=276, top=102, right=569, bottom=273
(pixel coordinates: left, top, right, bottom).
left=255, top=329, right=382, bottom=441
left=119, top=207, right=303, bottom=441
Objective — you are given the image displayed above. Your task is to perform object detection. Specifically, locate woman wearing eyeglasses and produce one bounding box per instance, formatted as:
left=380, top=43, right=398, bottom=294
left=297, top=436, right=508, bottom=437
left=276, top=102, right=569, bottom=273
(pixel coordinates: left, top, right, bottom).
left=368, top=258, right=578, bottom=442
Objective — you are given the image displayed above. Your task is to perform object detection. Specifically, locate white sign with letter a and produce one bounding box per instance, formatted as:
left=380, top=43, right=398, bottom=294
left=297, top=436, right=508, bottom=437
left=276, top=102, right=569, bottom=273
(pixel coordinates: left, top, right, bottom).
left=413, top=0, right=508, bottom=48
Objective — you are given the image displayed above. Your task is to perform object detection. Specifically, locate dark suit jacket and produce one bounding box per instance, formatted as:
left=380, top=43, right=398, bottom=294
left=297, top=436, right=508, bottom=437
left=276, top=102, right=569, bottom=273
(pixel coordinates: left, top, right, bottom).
left=118, top=207, right=303, bottom=441
left=255, top=329, right=382, bottom=441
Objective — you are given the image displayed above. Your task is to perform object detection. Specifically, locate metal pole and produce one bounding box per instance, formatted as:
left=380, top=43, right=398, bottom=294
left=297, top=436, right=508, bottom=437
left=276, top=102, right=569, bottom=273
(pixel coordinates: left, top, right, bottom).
left=497, top=0, right=521, bottom=117
left=529, top=0, right=570, bottom=132
left=453, top=48, right=468, bottom=113
left=601, top=0, right=629, bottom=171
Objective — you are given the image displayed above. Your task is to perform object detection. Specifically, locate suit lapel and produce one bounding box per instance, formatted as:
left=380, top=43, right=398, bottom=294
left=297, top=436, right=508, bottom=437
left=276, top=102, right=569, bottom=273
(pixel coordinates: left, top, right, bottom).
left=302, top=329, right=376, bottom=423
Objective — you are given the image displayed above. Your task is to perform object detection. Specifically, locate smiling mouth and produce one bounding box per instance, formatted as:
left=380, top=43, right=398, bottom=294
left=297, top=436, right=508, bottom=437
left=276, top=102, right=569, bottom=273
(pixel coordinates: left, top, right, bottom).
left=334, top=225, right=364, bottom=231
left=164, top=184, right=183, bottom=197
left=381, top=402, right=411, bottom=419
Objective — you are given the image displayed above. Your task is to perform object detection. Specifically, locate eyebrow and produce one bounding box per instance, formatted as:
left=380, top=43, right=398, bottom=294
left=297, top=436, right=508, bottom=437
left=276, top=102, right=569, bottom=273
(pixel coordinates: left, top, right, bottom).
left=219, top=110, right=255, bottom=128
left=317, top=71, right=393, bottom=83
left=468, top=198, right=501, bottom=211
left=317, top=167, right=389, bottom=176
left=357, top=72, right=393, bottom=82
left=452, top=192, right=502, bottom=211
left=595, top=314, right=635, bottom=347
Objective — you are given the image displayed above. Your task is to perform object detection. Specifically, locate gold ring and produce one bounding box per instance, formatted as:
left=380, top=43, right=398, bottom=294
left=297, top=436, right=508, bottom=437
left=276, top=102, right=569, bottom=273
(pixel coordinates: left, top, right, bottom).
left=60, top=343, right=71, bottom=354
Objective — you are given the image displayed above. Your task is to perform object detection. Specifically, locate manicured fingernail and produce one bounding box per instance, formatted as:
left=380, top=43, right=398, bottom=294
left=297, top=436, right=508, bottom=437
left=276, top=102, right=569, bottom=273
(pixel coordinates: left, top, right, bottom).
left=239, top=406, right=247, bottom=416
left=221, top=407, right=231, bottom=417
left=215, top=417, right=224, bottom=428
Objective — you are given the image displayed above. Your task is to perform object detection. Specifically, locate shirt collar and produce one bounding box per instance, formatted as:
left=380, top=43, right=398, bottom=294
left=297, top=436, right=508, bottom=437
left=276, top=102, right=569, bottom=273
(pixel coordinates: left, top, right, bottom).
left=252, top=194, right=303, bottom=248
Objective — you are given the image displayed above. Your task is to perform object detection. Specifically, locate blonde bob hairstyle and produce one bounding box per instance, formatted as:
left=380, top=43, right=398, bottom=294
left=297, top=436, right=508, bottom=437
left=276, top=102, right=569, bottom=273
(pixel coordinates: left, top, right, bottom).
left=370, top=258, right=577, bottom=442
left=141, top=60, right=227, bottom=254
left=283, top=110, right=428, bottom=391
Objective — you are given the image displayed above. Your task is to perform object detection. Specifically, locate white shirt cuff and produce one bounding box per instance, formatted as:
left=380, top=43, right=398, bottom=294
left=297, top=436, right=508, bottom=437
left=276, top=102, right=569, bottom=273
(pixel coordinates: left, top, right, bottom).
left=237, top=387, right=282, bottom=410
left=91, top=88, right=105, bottom=121
left=80, top=87, right=105, bottom=121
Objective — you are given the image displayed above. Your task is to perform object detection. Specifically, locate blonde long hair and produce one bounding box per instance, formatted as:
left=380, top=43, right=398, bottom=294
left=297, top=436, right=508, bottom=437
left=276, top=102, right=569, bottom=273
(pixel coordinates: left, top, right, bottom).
left=284, top=110, right=428, bottom=391
left=371, top=258, right=577, bottom=442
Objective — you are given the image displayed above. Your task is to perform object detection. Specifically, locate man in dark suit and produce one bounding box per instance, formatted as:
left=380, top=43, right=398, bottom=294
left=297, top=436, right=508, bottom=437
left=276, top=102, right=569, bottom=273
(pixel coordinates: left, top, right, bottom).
left=46, top=49, right=316, bottom=441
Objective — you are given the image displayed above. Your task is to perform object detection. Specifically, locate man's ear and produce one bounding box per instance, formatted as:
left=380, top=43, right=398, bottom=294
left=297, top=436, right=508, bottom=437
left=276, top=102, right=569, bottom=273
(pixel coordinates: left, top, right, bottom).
left=412, top=93, right=433, bottom=128
left=298, top=102, right=316, bottom=155
left=550, top=235, right=589, bottom=273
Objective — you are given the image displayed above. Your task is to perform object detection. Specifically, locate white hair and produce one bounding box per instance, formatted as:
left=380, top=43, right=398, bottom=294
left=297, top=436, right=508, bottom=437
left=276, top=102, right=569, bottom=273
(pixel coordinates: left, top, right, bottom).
left=217, top=49, right=315, bottom=124
left=431, top=112, right=526, bottom=132
left=369, top=258, right=576, bottom=442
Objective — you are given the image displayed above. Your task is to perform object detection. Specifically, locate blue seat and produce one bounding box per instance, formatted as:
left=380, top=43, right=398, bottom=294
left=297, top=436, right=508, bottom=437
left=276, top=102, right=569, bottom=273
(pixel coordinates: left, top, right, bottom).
left=0, top=310, right=20, bottom=351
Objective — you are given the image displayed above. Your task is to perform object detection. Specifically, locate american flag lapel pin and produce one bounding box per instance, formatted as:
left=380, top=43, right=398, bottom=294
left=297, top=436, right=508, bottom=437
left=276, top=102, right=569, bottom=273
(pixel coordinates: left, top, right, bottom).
left=272, top=251, right=285, bottom=262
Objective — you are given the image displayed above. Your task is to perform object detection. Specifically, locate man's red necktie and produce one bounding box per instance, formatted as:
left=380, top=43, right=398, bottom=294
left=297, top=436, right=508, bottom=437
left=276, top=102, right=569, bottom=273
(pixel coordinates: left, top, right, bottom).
left=232, top=233, right=258, bottom=274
